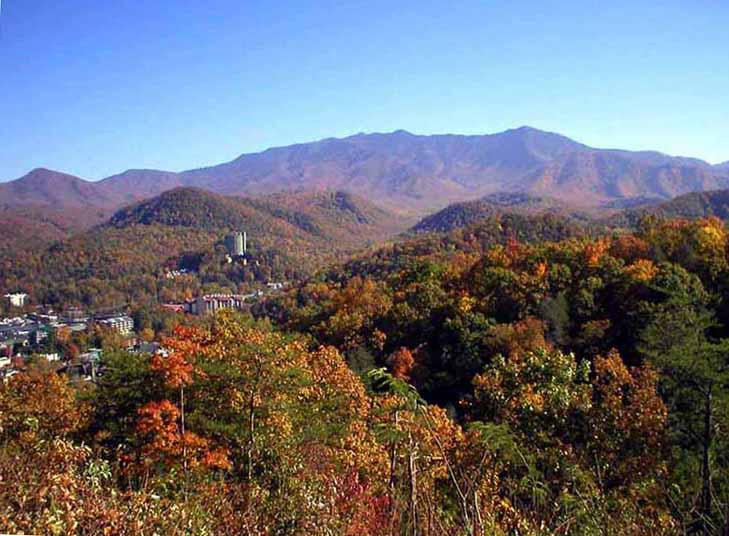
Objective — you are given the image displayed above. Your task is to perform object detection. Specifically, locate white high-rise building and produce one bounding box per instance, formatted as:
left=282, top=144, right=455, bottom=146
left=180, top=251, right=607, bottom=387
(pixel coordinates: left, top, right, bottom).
left=224, top=231, right=247, bottom=257
left=4, top=293, right=28, bottom=308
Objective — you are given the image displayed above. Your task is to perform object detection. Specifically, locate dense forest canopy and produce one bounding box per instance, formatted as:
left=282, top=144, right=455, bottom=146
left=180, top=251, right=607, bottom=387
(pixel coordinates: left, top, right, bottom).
left=2, top=208, right=729, bottom=533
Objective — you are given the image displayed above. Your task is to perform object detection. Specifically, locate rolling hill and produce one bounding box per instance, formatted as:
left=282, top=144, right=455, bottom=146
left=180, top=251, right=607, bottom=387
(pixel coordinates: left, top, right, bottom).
left=411, top=192, right=586, bottom=233
left=414, top=187, right=729, bottom=236
left=0, top=169, right=119, bottom=253
left=0, top=208, right=78, bottom=256
left=2, top=127, right=727, bottom=215
left=247, top=190, right=412, bottom=242
left=605, top=188, right=729, bottom=228
left=110, top=188, right=409, bottom=248
left=0, top=188, right=409, bottom=308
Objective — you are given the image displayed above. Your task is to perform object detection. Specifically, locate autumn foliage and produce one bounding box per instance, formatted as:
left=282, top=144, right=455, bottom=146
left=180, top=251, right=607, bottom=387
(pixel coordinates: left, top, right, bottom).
left=4, top=217, right=729, bottom=533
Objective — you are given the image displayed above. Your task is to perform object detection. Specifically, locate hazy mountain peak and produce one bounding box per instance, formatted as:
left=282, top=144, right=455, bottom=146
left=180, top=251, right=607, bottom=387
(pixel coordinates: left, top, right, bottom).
left=0, top=168, right=118, bottom=208
left=508, top=125, right=547, bottom=134
left=18, top=167, right=87, bottom=184
left=3, top=127, right=729, bottom=214
left=503, top=125, right=581, bottom=141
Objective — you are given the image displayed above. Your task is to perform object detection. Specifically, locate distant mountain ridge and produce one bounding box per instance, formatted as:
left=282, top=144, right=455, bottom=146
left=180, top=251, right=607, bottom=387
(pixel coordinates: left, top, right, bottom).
left=2, top=127, right=728, bottom=214
left=99, top=169, right=186, bottom=205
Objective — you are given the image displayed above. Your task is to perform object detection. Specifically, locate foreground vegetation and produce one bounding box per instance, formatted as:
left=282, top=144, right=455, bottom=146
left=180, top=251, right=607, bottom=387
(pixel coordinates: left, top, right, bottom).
left=2, top=214, right=729, bottom=533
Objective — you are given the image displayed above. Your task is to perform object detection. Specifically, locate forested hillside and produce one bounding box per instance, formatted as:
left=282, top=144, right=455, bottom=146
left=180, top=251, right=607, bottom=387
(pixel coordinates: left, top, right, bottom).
left=411, top=192, right=588, bottom=233
left=0, top=188, right=408, bottom=308
left=4, top=213, right=729, bottom=533
left=611, top=188, right=729, bottom=227
left=255, top=214, right=729, bottom=533
left=0, top=205, right=110, bottom=256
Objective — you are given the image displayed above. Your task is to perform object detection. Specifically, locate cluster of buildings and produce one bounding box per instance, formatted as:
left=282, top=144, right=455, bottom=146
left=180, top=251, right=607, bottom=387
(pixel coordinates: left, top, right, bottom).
left=0, top=309, right=136, bottom=380
left=1, top=313, right=60, bottom=349
left=54, top=309, right=135, bottom=337
left=1, top=229, right=287, bottom=379
left=55, top=348, right=103, bottom=382
left=188, top=292, right=258, bottom=315
left=97, top=315, right=134, bottom=335
left=162, top=282, right=287, bottom=317
left=164, top=292, right=262, bottom=316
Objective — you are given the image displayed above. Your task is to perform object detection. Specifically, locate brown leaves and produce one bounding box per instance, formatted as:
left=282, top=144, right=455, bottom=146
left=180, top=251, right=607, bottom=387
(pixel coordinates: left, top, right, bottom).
left=609, top=234, right=650, bottom=263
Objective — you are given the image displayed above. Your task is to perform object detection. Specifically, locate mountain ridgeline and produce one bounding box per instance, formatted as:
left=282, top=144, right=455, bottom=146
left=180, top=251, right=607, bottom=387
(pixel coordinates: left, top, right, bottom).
left=3, top=127, right=728, bottom=215
left=3, top=127, right=729, bottom=307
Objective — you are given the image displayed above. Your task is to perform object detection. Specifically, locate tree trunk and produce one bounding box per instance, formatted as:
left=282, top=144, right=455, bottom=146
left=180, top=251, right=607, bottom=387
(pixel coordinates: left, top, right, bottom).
left=473, top=490, right=483, bottom=535
left=387, top=410, right=400, bottom=532
left=701, top=386, right=713, bottom=534
left=408, top=434, right=419, bottom=536
left=248, top=392, right=255, bottom=482
left=180, top=385, right=188, bottom=497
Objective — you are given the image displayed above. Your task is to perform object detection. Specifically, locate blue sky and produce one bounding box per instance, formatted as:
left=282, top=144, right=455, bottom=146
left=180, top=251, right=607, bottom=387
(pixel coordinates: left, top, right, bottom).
left=1, top=0, right=727, bottom=181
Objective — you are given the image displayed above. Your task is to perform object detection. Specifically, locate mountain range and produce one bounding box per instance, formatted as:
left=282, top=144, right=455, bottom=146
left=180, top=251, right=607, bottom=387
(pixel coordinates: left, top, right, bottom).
left=3, top=127, right=728, bottom=216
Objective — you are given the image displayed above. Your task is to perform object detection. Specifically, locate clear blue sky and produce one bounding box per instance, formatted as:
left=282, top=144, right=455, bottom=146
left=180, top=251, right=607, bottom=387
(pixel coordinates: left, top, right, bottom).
left=1, top=0, right=728, bottom=181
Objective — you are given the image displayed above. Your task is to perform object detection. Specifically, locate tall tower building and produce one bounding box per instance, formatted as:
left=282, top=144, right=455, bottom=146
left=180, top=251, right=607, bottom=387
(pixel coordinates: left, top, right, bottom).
left=234, top=232, right=244, bottom=256
left=225, top=232, right=247, bottom=257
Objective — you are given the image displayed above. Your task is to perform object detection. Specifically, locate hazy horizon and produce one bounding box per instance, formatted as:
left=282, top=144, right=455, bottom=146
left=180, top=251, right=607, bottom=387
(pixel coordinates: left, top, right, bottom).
left=4, top=124, right=728, bottom=184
